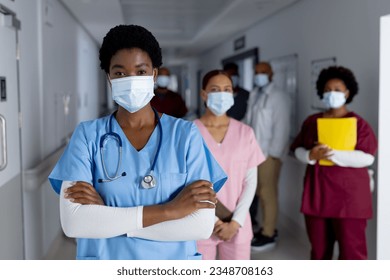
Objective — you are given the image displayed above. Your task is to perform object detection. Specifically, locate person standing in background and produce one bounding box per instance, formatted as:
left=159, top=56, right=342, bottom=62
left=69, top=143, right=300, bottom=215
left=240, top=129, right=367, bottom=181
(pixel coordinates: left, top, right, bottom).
left=290, top=66, right=377, bottom=259
left=195, top=69, right=264, bottom=259
left=245, top=61, right=291, bottom=252
left=151, top=67, right=188, bottom=118
left=223, top=62, right=250, bottom=121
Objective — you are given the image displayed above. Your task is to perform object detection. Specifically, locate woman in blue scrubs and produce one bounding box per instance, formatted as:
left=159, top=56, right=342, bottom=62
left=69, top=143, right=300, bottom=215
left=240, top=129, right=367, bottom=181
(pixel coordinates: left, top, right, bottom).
left=48, top=25, right=227, bottom=260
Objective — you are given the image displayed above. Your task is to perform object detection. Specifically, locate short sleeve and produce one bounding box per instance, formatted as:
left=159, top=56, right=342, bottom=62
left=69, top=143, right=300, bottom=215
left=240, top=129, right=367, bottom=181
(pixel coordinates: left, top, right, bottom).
left=185, top=123, right=227, bottom=192
left=355, top=117, right=378, bottom=156
left=48, top=123, right=93, bottom=194
left=247, top=127, right=265, bottom=169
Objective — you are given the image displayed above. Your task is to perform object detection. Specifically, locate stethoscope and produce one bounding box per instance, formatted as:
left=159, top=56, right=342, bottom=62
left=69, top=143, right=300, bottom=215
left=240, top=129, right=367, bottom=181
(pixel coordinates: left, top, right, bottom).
left=97, top=108, right=162, bottom=189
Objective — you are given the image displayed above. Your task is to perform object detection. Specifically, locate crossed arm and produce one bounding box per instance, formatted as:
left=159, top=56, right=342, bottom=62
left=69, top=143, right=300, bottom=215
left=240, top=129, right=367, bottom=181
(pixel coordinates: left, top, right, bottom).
left=60, top=180, right=217, bottom=241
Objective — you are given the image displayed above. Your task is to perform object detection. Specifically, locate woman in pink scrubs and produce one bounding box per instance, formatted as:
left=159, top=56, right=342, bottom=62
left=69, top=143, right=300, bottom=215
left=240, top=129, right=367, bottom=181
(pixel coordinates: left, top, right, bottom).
left=290, top=66, right=377, bottom=259
left=195, top=70, right=265, bottom=260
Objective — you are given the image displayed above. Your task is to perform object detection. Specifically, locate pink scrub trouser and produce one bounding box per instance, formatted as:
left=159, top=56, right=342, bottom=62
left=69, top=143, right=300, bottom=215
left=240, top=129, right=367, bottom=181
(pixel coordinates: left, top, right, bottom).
left=197, top=235, right=251, bottom=260
left=304, top=215, right=368, bottom=260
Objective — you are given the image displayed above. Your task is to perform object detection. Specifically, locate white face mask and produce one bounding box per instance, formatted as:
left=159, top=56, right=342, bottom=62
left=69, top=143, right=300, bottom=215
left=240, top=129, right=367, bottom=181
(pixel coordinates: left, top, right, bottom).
left=156, top=75, right=170, bottom=88
left=322, top=91, right=347, bottom=109
left=230, top=75, right=239, bottom=88
left=111, top=75, right=155, bottom=113
left=206, top=91, right=234, bottom=116
left=254, top=73, right=269, bottom=88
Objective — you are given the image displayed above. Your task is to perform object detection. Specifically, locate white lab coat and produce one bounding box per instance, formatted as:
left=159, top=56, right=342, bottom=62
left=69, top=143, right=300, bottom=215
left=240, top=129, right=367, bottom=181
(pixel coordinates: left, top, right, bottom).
left=245, top=82, right=292, bottom=159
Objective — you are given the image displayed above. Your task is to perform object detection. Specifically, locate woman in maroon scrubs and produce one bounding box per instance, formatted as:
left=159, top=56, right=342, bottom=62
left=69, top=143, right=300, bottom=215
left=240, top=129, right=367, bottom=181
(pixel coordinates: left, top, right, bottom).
left=290, top=66, right=377, bottom=260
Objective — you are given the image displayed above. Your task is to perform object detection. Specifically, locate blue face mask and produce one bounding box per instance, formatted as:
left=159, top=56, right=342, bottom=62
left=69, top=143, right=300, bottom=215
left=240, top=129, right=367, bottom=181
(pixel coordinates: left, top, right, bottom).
left=254, top=73, right=269, bottom=88
left=111, top=75, right=155, bottom=113
left=156, top=75, right=170, bottom=88
left=206, top=91, right=234, bottom=116
left=322, top=91, right=347, bottom=109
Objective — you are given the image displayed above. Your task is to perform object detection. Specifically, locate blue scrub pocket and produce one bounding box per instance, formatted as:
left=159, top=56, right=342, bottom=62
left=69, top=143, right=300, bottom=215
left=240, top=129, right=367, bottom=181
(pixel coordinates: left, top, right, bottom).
left=159, top=173, right=187, bottom=203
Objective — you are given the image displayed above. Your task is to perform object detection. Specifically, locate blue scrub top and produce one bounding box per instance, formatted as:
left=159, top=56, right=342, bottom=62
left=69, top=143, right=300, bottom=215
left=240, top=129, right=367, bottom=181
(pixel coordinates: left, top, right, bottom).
left=49, top=113, right=227, bottom=260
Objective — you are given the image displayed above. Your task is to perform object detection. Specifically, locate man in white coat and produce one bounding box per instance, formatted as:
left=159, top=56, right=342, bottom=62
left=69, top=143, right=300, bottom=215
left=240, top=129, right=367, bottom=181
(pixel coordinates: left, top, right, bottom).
left=245, top=61, right=291, bottom=251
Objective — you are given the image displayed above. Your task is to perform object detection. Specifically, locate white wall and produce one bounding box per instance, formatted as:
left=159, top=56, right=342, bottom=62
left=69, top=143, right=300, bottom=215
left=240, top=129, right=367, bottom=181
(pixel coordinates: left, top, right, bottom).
left=196, top=0, right=390, bottom=259
left=0, top=0, right=104, bottom=259
left=8, top=0, right=104, bottom=169
left=184, top=58, right=200, bottom=116
left=41, top=0, right=104, bottom=158
left=30, top=0, right=104, bottom=259
left=76, top=27, right=105, bottom=123
left=377, top=14, right=390, bottom=260
left=11, top=0, right=41, bottom=171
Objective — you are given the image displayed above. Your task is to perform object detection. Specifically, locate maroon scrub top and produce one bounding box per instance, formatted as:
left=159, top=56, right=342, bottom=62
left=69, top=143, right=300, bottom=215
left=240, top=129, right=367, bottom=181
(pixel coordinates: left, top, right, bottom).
left=151, top=89, right=188, bottom=118
left=290, top=112, right=377, bottom=219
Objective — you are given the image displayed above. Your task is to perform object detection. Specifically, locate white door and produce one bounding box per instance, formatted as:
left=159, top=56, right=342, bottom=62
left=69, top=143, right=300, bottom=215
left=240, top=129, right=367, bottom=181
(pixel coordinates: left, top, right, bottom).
left=377, top=14, right=390, bottom=260
left=0, top=6, right=23, bottom=259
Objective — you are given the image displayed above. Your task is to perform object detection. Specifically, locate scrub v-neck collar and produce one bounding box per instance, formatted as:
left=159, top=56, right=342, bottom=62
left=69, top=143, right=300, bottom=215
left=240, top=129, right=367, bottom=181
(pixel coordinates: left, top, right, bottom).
left=196, top=118, right=232, bottom=148
left=111, top=113, right=164, bottom=153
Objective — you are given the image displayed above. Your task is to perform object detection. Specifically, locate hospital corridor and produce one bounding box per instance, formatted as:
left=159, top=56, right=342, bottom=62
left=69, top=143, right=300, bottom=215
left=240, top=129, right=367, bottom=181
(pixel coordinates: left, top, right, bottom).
left=1, top=0, right=390, bottom=261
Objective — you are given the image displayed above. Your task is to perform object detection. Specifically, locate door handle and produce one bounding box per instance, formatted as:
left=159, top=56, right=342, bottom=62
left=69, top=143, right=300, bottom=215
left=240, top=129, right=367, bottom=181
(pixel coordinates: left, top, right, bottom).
left=0, top=114, right=7, bottom=171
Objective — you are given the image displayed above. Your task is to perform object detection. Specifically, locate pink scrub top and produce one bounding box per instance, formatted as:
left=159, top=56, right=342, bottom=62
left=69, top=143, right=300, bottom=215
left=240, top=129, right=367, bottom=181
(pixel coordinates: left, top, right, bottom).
left=290, top=112, right=378, bottom=219
left=194, top=118, right=265, bottom=242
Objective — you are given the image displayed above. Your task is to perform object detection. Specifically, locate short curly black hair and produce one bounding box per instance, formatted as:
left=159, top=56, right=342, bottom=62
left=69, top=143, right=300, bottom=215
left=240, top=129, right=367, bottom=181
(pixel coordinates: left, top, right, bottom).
left=316, top=66, right=359, bottom=104
left=99, top=25, right=162, bottom=73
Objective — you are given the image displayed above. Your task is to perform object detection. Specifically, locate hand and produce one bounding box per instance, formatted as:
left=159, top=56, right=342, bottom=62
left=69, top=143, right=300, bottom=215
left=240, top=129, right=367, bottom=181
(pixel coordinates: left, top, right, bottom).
left=309, top=143, right=333, bottom=161
left=213, top=220, right=240, bottom=241
left=212, top=219, right=224, bottom=236
left=163, top=180, right=217, bottom=220
left=64, top=181, right=104, bottom=205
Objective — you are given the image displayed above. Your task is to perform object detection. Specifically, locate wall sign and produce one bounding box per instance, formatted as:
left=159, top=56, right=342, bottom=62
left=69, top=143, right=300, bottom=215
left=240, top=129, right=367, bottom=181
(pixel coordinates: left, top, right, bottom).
left=234, top=36, right=245, bottom=51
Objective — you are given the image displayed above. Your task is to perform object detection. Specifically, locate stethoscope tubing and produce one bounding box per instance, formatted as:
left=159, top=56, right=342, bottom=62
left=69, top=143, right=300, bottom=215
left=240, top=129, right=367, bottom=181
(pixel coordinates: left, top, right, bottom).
left=98, top=108, right=162, bottom=186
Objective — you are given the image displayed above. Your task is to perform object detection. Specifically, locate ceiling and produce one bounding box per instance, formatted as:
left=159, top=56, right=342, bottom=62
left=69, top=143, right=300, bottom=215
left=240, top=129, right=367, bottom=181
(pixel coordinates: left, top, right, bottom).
left=61, top=0, right=300, bottom=64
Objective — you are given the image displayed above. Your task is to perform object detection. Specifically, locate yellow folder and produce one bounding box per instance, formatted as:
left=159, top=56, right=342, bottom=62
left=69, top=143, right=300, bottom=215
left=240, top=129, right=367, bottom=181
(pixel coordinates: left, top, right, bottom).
left=317, top=117, right=357, bottom=166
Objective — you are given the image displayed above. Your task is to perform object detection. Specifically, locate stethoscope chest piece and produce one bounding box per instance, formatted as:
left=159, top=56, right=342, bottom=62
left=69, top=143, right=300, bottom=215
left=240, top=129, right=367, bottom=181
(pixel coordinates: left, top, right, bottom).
left=141, top=172, right=157, bottom=189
